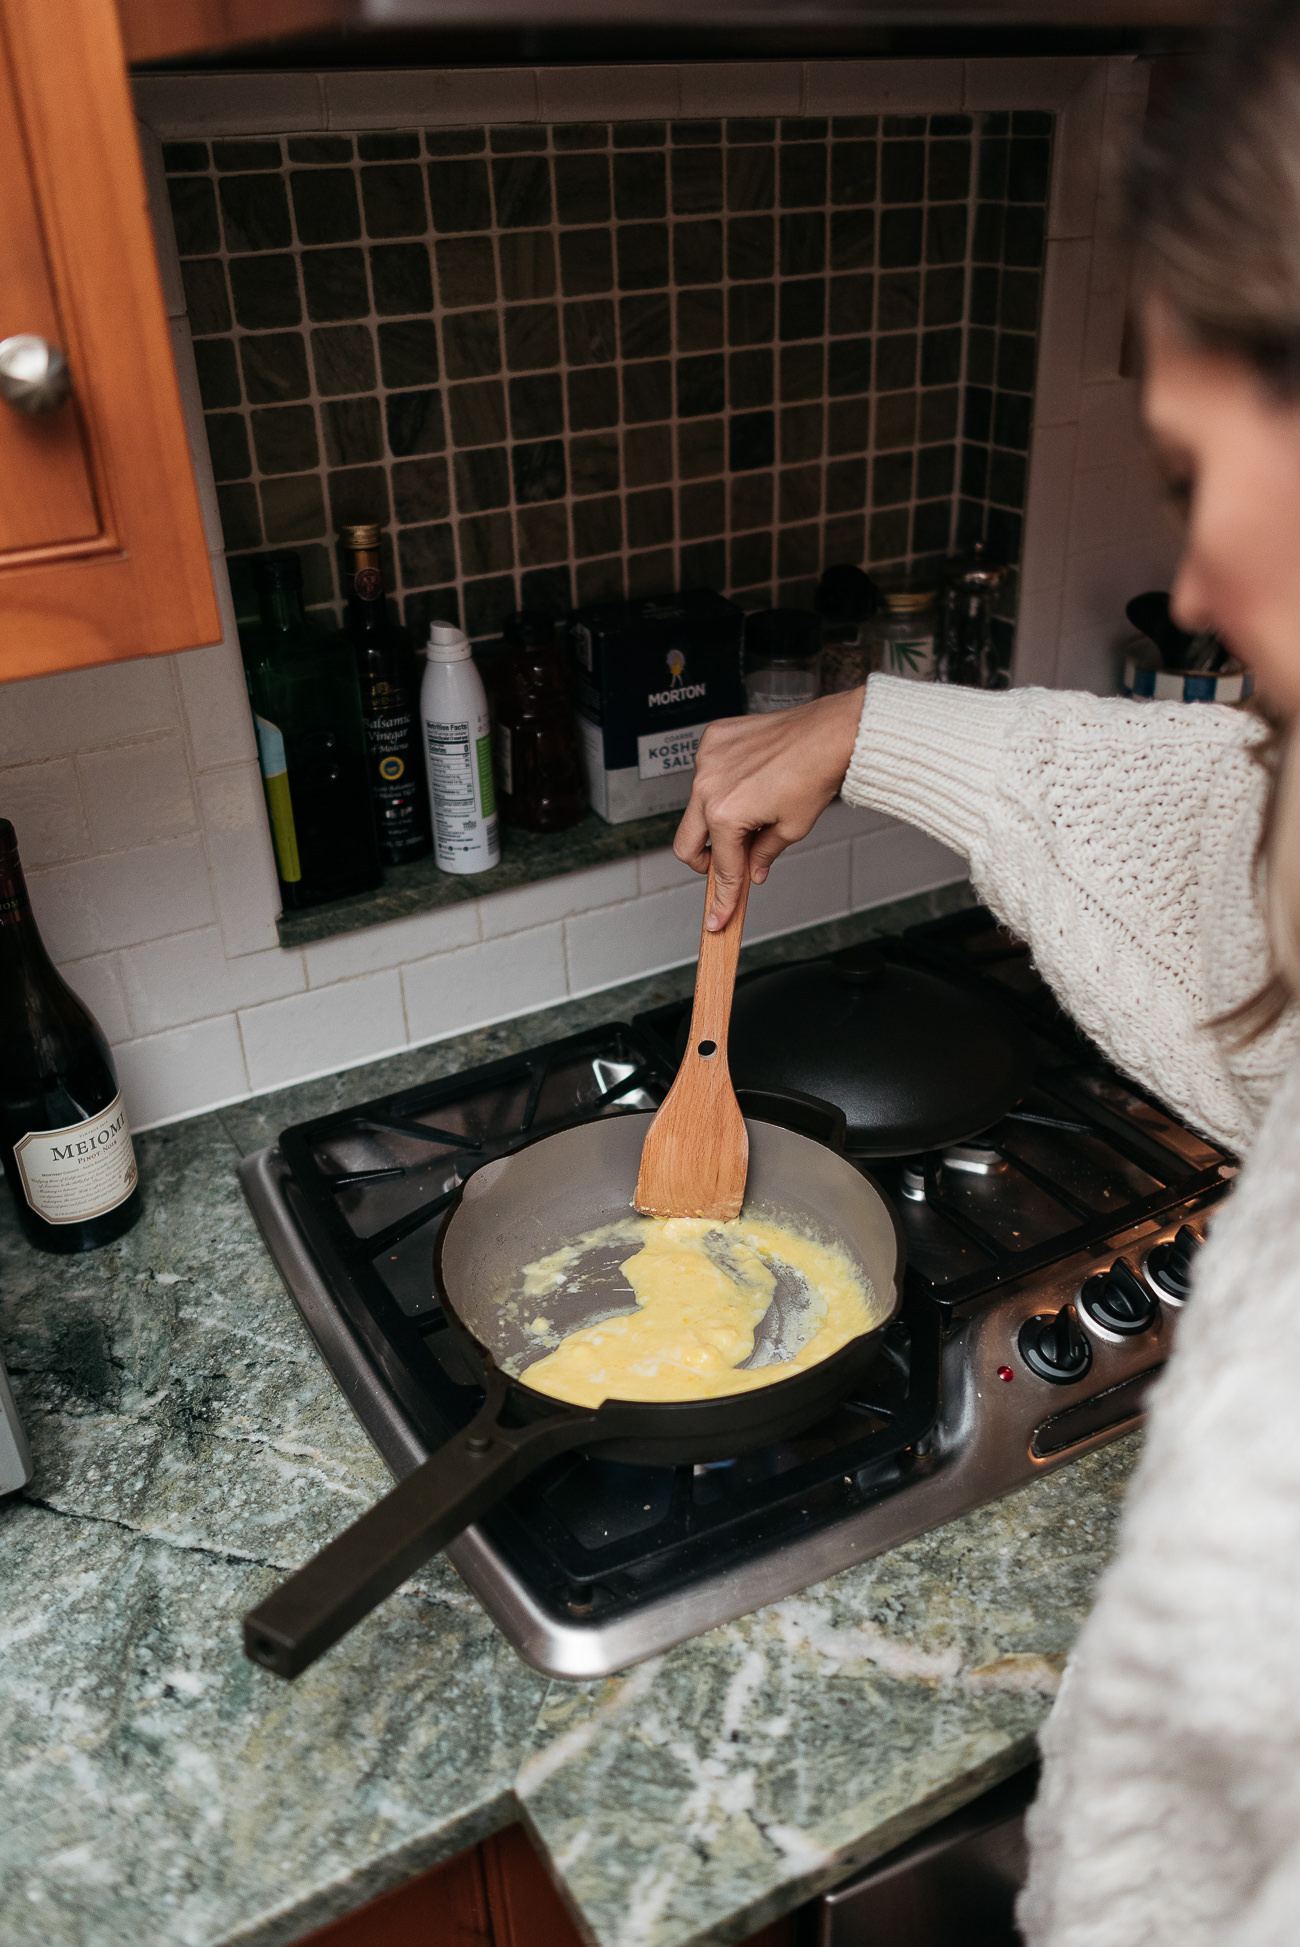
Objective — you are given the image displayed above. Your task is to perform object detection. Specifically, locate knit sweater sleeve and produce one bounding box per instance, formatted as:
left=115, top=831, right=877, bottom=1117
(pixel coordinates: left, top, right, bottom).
left=840, top=674, right=1300, bottom=1154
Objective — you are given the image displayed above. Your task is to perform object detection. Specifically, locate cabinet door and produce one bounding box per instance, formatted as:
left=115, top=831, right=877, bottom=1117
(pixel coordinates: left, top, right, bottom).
left=0, top=0, right=219, bottom=681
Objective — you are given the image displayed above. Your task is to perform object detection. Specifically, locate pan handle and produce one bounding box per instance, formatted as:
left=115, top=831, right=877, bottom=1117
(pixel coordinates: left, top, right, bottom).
left=242, top=1373, right=601, bottom=1679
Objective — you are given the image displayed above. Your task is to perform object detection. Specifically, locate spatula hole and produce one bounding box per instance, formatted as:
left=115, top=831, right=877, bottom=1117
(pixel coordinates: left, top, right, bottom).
left=697, top=1039, right=717, bottom=1058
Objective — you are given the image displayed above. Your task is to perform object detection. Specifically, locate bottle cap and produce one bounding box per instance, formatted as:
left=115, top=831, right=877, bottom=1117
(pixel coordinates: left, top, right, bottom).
left=342, top=523, right=381, bottom=548
left=426, top=620, right=472, bottom=662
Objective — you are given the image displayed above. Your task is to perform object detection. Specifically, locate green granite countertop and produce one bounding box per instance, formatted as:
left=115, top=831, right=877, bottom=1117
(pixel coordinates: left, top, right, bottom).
left=0, top=883, right=1142, bottom=1947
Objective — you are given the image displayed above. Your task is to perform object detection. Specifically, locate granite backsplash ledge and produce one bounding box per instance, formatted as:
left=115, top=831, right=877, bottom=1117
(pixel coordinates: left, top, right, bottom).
left=165, top=107, right=1049, bottom=656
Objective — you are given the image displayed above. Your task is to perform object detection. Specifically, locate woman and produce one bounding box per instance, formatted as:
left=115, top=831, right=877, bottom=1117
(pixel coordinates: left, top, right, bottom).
left=678, top=7, right=1300, bottom=1941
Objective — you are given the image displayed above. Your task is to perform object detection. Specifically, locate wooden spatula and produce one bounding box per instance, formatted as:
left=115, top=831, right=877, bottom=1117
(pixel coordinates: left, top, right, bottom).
left=635, top=856, right=751, bottom=1221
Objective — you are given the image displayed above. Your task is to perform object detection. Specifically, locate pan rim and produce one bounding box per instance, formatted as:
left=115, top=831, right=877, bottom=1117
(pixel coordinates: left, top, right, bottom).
left=431, top=1108, right=906, bottom=1426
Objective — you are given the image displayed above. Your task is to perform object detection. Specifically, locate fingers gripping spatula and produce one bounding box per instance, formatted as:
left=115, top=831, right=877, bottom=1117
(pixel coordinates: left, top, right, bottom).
left=635, top=857, right=751, bottom=1220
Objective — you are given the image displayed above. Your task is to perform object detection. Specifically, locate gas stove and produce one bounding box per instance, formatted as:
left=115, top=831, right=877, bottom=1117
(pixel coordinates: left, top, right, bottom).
left=238, top=907, right=1233, bottom=1678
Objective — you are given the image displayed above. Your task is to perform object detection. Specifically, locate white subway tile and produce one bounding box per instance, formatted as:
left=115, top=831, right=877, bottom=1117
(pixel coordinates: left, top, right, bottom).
left=175, top=625, right=257, bottom=776
left=23, top=860, right=102, bottom=961
left=24, top=840, right=214, bottom=960
left=851, top=826, right=966, bottom=912
left=803, top=60, right=964, bottom=116
left=1068, top=463, right=1133, bottom=556
left=746, top=840, right=851, bottom=942
left=91, top=836, right=218, bottom=950
left=678, top=63, right=802, bottom=118
left=77, top=736, right=198, bottom=853
left=1081, top=278, right=1130, bottom=387
left=0, top=658, right=177, bottom=766
left=1054, top=624, right=1125, bottom=696
left=326, top=67, right=539, bottom=128
left=1049, top=62, right=1107, bottom=241
left=479, top=859, right=638, bottom=939
left=0, top=758, right=89, bottom=865
left=538, top=66, right=680, bottom=122
left=1033, top=239, right=1090, bottom=429
left=963, top=57, right=1092, bottom=110
left=402, top=926, right=568, bottom=1043
left=58, top=953, right=132, bottom=1044
left=115, top=1015, right=248, bottom=1131
left=303, top=901, right=479, bottom=987
left=132, top=72, right=325, bottom=137
left=195, top=764, right=281, bottom=959
left=1011, top=583, right=1065, bottom=690
left=1073, top=379, right=1141, bottom=472
left=120, top=926, right=304, bottom=1035
left=239, top=970, right=407, bottom=1093
left=638, top=846, right=698, bottom=895
left=786, top=796, right=893, bottom=852
left=1020, top=422, right=1079, bottom=599
left=564, top=881, right=703, bottom=994
left=1059, top=534, right=1180, bottom=671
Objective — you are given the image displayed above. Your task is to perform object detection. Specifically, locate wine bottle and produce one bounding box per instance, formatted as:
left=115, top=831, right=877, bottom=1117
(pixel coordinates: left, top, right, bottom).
left=0, top=820, right=141, bottom=1254
left=240, top=551, right=382, bottom=909
left=339, top=523, right=432, bottom=867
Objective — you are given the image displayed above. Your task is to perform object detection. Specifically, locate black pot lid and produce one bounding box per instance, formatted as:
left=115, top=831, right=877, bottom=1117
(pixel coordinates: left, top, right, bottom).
left=722, top=943, right=1035, bottom=1157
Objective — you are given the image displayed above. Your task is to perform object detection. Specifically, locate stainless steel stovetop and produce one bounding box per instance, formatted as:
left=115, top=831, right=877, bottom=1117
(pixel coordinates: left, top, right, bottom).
left=239, top=907, right=1232, bottom=1678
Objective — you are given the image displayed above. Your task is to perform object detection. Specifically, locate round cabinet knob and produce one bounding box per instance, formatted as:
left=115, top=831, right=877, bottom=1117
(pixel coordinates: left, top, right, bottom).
left=1080, top=1258, right=1159, bottom=1337
left=1018, top=1302, right=1092, bottom=1385
left=1147, top=1225, right=1199, bottom=1303
left=0, top=334, right=71, bottom=414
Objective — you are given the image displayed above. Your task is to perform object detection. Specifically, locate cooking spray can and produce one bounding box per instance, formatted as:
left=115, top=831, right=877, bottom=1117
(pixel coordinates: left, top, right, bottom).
left=420, top=622, right=500, bottom=874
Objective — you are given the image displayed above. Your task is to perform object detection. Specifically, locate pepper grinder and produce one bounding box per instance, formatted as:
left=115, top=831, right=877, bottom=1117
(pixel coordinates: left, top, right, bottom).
left=938, top=543, right=1009, bottom=688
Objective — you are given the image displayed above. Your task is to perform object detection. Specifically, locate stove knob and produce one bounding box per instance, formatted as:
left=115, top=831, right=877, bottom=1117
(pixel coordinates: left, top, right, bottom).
left=1018, top=1302, right=1093, bottom=1385
left=1080, top=1258, right=1158, bottom=1336
left=1147, top=1225, right=1200, bottom=1303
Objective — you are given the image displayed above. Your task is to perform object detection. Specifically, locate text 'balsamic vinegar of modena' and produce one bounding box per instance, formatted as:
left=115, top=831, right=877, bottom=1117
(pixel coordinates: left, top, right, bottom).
left=0, top=821, right=141, bottom=1253
left=340, top=524, right=432, bottom=866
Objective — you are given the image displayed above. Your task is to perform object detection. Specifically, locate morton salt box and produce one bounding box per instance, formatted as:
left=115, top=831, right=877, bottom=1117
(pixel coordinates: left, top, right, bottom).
left=567, top=589, right=745, bottom=823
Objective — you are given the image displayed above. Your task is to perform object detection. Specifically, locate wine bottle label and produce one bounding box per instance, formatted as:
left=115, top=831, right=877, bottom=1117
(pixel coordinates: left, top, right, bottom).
left=253, top=715, right=303, bottom=884
left=15, top=1093, right=138, bottom=1226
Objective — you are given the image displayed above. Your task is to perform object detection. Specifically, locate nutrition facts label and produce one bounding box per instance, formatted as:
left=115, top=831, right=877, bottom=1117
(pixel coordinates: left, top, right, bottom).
left=427, top=717, right=498, bottom=866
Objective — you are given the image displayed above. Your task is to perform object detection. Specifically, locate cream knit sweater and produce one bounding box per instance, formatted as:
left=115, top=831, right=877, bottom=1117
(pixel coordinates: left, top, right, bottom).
left=842, top=675, right=1300, bottom=1947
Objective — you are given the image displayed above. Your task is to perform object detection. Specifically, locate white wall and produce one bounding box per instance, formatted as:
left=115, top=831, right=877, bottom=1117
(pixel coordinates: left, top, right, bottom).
left=1015, top=57, right=1181, bottom=691
left=0, top=55, right=1173, bottom=1132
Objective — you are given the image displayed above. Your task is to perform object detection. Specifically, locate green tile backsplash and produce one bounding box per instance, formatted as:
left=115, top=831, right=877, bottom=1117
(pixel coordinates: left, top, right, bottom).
left=166, top=110, right=1050, bottom=648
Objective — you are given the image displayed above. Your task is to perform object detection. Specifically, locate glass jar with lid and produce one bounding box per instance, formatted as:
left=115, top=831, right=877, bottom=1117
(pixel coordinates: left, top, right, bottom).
left=865, top=586, right=938, bottom=681
left=743, top=609, right=822, bottom=713
left=937, top=543, right=1009, bottom=687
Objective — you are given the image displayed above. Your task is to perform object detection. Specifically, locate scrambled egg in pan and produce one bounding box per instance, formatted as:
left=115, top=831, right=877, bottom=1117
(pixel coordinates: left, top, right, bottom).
left=517, top=1214, right=873, bottom=1408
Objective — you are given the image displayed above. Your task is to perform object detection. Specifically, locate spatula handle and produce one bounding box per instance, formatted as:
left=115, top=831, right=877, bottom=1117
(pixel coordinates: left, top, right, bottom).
left=687, top=856, right=750, bottom=1058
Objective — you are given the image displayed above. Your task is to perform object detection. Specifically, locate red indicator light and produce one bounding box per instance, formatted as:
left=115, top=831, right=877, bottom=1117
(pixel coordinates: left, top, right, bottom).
left=997, top=1365, right=1014, bottom=1382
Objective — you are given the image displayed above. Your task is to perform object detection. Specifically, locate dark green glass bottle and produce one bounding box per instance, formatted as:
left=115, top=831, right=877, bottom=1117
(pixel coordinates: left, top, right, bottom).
left=241, top=552, right=381, bottom=910
left=0, top=820, right=141, bottom=1254
left=340, top=523, right=432, bottom=866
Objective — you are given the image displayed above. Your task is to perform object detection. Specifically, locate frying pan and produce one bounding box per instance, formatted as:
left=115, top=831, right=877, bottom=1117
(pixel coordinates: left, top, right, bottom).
left=243, top=1110, right=903, bottom=1679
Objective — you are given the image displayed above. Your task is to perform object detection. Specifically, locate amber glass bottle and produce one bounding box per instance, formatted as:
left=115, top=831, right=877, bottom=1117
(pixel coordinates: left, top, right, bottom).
left=493, top=611, right=588, bottom=833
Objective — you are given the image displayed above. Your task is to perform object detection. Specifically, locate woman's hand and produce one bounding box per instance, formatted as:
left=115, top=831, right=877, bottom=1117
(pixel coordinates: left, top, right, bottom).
left=674, top=684, right=866, bottom=931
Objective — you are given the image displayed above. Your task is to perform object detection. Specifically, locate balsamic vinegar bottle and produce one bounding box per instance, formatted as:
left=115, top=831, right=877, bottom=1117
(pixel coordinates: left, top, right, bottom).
left=340, top=524, right=432, bottom=866
left=0, top=821, right=141, bottom=1254
left=240, top=551, right=382, bottom=909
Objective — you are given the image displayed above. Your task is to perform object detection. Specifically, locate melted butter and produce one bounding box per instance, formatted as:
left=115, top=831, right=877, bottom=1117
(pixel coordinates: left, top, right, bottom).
left=519, top=1214, right=873, bottom=1408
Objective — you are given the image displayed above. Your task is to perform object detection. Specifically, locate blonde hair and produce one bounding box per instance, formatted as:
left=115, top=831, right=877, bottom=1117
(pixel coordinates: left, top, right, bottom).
left=1127, top=1, right=1300, bottom=1031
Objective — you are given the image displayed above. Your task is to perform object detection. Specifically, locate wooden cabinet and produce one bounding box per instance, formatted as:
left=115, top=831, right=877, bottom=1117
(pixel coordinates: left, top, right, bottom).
left=291, top=1824, right=797, bottom=1947
left=0, top=0, right=219, bottom=682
